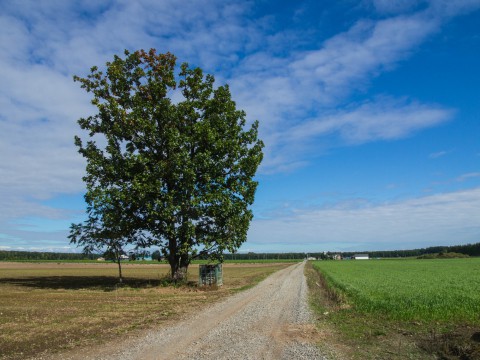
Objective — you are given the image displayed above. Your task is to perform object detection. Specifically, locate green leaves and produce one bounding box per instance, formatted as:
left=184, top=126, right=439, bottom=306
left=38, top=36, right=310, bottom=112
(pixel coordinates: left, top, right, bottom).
left=72, top=48, right=263, bottom=280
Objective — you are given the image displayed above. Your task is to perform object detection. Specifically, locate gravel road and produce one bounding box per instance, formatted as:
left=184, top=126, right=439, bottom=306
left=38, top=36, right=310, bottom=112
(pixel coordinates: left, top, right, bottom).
left=48, top=261, right=327, bottom=360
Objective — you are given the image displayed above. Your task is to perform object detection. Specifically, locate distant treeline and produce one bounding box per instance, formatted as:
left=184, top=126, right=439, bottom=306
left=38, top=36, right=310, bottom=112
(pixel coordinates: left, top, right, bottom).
left=1, top=242, right=479, bottom=261
left=0, top=250, right=306, bottom=261
left=0, top=250, right=98, bottom=261
left=323, top=242, right=480, bottom=259
left=222, top=252, right=305, bottom=260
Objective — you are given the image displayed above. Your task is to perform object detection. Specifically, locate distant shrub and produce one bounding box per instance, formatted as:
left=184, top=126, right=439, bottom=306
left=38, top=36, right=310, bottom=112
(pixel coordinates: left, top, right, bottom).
left=438, top=252, right=469, bottom=258
left=417, top=252, right=470, bottom=259
left=417, top=253, right=437, bottom=259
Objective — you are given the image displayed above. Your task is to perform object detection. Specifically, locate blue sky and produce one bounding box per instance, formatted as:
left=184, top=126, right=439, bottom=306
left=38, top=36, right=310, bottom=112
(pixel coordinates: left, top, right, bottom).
left=1, top=0, right=480, bottom=253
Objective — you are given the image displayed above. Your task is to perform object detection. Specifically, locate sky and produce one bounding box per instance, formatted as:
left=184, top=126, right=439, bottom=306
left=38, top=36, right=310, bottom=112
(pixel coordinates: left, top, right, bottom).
left=1, top=0, right=480, bottom=254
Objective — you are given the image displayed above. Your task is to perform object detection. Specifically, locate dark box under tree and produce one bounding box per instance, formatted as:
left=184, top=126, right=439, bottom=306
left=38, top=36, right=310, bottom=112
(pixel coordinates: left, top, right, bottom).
left=199, top=264, right=223, bottom=286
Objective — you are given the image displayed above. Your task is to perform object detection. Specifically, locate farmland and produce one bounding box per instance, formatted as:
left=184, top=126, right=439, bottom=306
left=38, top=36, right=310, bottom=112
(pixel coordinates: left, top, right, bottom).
left=312, top=258, right=480, bottom=322
left=308, top=258, right=480, bottom=359
left=0, top=261, right=290, bottom=360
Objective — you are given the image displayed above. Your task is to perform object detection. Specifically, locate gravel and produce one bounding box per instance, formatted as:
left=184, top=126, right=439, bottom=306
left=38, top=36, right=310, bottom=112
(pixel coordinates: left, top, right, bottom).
left=46, top=261, right=328, bottom=360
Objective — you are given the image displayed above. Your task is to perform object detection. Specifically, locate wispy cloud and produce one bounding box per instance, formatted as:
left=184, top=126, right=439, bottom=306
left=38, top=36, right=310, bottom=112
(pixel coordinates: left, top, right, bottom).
left=429, top=150, right=450, bottom=159
left=456, top=172, right=480, bottom=182
left=289, top=13, right=438, bottom=101
left=248, top=187, right=480, bottom=251
left=231, top=3, right=461, bottom=172
left=295, top=97, right=452, bottom=144
left=1, top=0, right=479, bottom=250
left=372, top=0, right=427, bottom=15
left=0, top=0, right=468, bottom=198
left=258, top=96, right=453, bottom=172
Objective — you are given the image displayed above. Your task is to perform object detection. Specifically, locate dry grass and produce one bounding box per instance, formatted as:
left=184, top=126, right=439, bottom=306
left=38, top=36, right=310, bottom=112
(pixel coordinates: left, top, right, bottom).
left=0, top=261, right=289, bottom=360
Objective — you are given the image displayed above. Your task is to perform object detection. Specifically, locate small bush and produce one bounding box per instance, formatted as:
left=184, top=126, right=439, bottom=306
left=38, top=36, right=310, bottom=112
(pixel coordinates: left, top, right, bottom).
left=417, top=252, right=469, bottom=259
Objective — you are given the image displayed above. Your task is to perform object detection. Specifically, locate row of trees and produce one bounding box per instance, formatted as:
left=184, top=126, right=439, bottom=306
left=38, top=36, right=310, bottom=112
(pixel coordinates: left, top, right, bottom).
left=0, top=249, right=157, bottom=262
left=2, top=242, right=479, bottom=262
left=0, top=250, right=305, bottom=261
left=315, top=242, right=480, bottom=259
left=0, top=251, right=97, bottom=261
left=221, top=252, right=305, bottom=260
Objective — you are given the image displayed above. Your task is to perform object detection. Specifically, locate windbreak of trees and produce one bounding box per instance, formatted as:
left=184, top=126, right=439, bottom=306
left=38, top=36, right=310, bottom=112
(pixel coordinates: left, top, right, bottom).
left=1, top=242, right=479, bottom=262
left=446, top=242, right=480, bottom=256
left=316, top=242, right=480, bottom=259
left=0, top=250, right=99, bottom=261
left=222, top=252, right=306, bottom=260
left=0, top=250, right=153, bottom=262
left=0, top=250, right=307, bottom=261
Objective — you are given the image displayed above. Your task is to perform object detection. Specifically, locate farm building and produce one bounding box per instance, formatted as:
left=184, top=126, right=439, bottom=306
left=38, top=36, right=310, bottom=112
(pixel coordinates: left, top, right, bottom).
left=353, top=254, right=369, bottom=260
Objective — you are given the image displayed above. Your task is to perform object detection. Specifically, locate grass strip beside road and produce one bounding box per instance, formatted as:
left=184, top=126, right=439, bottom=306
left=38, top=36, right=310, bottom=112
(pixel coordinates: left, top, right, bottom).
left=0, top=262, right=290, bottom=360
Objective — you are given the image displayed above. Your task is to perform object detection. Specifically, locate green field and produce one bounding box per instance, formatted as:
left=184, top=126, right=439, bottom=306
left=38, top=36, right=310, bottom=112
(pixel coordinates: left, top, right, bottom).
left=312, top=258, right=480, bottom=322
left=308, top=258, right=480, bottom=359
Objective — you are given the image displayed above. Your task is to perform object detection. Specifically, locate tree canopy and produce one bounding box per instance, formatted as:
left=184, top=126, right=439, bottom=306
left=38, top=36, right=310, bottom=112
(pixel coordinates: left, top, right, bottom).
left=70, top=49, right=263, bottom=281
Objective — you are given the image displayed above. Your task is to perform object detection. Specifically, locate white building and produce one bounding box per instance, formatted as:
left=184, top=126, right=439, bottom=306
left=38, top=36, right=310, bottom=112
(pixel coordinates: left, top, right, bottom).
left=353, top=254, right=369, bottom=260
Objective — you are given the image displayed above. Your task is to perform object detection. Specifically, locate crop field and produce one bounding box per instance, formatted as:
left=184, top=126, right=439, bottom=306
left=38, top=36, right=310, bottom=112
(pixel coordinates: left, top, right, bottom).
left=312, top=258, right=480, bottom=322
left=0, top=261, right=290, bottom=360
left=308, top=258, right=480, bottom=359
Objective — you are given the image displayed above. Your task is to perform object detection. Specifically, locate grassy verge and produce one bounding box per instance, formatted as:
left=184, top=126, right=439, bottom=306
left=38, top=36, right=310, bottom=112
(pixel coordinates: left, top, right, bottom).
left=0, top=261, right=290, bottom=360
left=306, top=259, right=480, bottom=360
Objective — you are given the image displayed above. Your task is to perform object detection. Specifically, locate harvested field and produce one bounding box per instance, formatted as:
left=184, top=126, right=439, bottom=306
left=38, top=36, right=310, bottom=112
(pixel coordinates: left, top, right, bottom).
left=0, top=261, right=290, bottom=360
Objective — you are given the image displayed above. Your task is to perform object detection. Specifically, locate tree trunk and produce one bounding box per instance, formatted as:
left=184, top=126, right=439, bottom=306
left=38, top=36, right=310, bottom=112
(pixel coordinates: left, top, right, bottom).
left=116, top=252, right=123, bottom=283
left=169, top=253, right=190, bottom=283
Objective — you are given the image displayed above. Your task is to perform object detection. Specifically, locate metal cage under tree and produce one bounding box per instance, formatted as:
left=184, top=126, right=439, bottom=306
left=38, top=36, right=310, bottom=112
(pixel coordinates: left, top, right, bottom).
left=198, top=264, right=223, bottom=286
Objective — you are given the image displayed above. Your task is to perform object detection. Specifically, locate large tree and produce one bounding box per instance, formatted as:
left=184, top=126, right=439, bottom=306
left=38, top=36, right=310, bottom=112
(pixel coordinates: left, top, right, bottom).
left=71, top=49, right=263, bottom=281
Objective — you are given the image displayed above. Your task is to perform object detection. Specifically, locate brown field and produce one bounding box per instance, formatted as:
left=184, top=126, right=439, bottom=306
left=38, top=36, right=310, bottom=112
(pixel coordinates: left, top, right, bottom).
left=0, top=261, right=290, bottom=360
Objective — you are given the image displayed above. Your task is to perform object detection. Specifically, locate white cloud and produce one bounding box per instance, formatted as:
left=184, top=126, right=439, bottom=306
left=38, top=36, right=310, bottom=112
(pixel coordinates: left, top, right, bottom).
left=372, top=0, right=427, bottom=14
left=1, top=0, right=478, bottom=251
left=248, top=187, right=480, bottom=250
left=456, top=172, right=480, bottom=182
left=429, top=150, right=449, bottom=159
left=333, top=98, right=452, bottom=143
left=371, top=0, right=480, bottom=17
left=231, top=6, right=458, bottom=173
left=428, top=0, right=480, bottom=18
left=288, top=13, right=439, bottom=102
left=258, top=97, right=453, bottom=173
left=0, top=0, right=466, bottom=193
left=0, top=0, right=263, bottom=249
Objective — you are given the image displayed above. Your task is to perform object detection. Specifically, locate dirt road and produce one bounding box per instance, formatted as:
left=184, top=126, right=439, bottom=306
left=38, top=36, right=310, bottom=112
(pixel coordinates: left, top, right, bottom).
left=51, top=262, right=326, bottom=360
